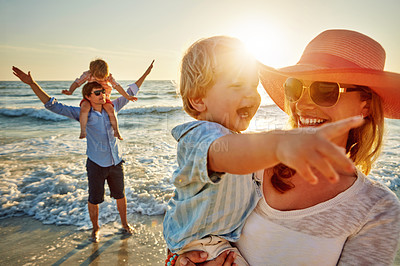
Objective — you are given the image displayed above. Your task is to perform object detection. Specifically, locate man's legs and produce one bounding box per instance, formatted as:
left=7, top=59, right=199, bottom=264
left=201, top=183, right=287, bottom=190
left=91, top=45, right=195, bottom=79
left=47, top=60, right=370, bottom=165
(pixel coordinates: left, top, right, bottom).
left=88, top=201, right=100, bottom=242
left=86, top=158, right=106, bottom=242
left=116, top=197, right=134, bottom=234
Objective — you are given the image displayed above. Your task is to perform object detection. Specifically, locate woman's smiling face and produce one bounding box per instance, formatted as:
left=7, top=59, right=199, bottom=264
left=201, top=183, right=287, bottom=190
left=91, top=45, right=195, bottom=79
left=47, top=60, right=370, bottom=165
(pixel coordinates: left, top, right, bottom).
left=289, top=80, right=368, bottom=146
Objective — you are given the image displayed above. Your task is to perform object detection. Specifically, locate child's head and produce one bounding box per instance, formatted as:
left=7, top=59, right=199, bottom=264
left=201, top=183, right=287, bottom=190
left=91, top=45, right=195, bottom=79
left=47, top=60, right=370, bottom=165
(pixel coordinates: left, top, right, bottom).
left=179, top=36, right=260, bottom=132
left=89, top=59, right=109, bottom=80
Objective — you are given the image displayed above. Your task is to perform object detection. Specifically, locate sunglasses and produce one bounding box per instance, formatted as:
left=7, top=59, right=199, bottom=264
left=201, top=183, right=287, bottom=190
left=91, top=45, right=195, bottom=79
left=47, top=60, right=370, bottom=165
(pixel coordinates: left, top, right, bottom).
left=284, top=78, right=362, bottom=107
left=91, top=88, right=106, bottom=96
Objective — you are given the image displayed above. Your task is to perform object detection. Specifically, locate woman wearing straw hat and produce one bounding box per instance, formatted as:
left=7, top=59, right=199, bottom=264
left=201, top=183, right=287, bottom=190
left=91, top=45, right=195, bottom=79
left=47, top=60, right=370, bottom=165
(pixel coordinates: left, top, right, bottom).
left=176, top=29, right=400, bottom=265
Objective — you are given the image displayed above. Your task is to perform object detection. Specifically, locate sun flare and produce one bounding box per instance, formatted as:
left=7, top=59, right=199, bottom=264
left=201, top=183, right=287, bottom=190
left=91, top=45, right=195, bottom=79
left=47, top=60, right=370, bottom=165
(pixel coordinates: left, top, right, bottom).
left=228, top=21, right=284, bottom=67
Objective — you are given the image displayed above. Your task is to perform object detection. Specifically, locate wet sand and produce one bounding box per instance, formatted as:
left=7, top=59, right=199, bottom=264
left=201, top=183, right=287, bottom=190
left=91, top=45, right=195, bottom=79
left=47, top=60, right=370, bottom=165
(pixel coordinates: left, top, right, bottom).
left=0, top=215, right=399, bottom=265
left=0, top=215, right=166, bottom=265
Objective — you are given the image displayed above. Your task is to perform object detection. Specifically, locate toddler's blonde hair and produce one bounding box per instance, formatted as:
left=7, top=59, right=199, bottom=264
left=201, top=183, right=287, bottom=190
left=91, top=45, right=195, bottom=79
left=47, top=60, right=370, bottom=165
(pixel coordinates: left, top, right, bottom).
left=179, top=36, right=249, bottom=118
left=89, top=59, right=109, bottom=80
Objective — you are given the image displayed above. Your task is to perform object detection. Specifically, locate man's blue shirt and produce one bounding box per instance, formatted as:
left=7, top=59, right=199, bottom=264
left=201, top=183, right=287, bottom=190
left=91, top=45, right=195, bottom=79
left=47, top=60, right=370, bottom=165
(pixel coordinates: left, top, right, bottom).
left=44, top=84, right=138, bottom=167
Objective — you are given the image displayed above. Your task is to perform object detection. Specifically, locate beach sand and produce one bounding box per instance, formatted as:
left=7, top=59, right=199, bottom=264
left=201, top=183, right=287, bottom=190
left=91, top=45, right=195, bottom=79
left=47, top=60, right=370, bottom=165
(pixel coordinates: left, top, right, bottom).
left=0, top=214, right=166, bottom=265
left=1, top=215, right=399, bottom=265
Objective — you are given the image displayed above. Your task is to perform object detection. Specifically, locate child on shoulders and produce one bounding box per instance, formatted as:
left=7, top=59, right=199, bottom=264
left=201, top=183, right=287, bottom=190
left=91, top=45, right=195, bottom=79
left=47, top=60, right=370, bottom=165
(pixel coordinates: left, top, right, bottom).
left=62, top=59, right=136, bottom=139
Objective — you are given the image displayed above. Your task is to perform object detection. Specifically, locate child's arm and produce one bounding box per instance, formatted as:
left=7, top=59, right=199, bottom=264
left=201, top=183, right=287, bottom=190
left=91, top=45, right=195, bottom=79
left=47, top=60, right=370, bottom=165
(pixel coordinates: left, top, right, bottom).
left=61, top=81, right=80, bottom=95
left=61, top=71, right=89, bottom=95
left=111, top=78, right=137, bottom=101
left=208, top=116, right=363, bottom=184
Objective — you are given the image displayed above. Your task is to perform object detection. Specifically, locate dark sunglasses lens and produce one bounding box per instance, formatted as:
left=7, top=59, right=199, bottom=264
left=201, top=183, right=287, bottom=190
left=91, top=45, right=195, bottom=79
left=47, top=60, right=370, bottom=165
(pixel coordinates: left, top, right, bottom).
left=284, top=78, right=303, bottom=102
left=93, top=89, right=105, bottom=96
left=310, top=82, right=339, bottom=107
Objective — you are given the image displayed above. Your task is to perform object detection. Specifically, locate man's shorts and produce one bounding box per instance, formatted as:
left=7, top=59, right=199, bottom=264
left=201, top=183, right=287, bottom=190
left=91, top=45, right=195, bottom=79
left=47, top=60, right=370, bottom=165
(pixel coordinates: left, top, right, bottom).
left=86, top=158, right=125, bottom=204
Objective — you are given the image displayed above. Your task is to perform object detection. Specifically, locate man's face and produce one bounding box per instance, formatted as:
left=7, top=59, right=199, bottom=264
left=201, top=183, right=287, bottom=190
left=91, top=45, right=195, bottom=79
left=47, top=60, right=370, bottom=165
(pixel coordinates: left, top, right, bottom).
left=86, top=87, right=106, bottom=105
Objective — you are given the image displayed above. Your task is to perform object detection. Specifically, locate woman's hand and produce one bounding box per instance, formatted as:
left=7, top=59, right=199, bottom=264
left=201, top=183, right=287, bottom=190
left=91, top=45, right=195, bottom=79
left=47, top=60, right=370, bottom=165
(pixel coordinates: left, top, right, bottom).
left=175, top=250, right=236, bottom=266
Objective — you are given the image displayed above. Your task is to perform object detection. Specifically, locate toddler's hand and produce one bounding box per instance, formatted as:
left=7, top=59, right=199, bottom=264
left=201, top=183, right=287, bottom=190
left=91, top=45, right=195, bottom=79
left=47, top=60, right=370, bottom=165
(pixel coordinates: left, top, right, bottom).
left=61, top=90, right=73, bottom=95
left=126, top=95, right=138, bottom=102
left=275, top=116, right=363, bottom=184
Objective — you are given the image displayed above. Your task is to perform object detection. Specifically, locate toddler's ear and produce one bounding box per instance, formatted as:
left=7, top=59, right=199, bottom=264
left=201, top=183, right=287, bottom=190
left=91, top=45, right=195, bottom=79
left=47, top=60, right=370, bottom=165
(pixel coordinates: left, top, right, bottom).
left=189, top=98, right=206, bottom=113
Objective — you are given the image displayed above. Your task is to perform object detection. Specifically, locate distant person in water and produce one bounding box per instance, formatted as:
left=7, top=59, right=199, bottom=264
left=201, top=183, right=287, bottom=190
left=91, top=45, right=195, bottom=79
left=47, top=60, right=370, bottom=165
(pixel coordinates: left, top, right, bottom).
left=12, top=60, right=154, bottom=242
left=62, top=59, right=143, bottom=140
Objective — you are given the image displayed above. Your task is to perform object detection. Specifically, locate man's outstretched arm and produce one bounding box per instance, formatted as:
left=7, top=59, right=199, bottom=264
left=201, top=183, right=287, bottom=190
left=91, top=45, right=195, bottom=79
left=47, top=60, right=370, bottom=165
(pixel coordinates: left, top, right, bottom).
left=135, top=59, right=154, bottom=88
left=113, top=60, right=155, bottom=112
left=12, top=66, right=51, bottom=104
left=12, top=66, right=80, bottom=121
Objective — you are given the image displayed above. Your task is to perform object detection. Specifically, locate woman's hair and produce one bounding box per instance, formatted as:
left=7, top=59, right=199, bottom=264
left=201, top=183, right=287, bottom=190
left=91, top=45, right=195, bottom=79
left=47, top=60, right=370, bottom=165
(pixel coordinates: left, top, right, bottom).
left=271, top=86, right=384, bottom=193
left=345, top=87, right=384, bottom=174
left=82, top=82, right=103, bottom=99
left=179, top=36, right=249, bottom=118
left=89, top=59, right=109, bottom=80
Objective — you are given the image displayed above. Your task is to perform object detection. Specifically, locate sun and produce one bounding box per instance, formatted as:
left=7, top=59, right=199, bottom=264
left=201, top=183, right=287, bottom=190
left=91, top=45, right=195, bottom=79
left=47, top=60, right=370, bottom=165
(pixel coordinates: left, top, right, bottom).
left=228, top=20, right=284, bottom=67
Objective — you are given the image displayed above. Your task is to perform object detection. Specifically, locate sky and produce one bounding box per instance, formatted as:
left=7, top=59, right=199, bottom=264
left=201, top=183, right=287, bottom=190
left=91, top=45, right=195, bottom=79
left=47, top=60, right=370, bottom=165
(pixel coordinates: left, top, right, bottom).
left=1, top=0, right=400, bottom=81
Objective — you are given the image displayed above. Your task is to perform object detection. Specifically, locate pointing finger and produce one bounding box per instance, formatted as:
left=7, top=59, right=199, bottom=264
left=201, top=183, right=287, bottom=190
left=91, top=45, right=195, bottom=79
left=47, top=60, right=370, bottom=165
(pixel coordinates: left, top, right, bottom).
left=319, top=116, right=364, bottom=140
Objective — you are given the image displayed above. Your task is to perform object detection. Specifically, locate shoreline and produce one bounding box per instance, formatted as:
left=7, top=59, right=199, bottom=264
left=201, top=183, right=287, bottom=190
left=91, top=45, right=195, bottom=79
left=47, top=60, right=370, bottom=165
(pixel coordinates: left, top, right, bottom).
left=0, top=214, right=166, bottom=265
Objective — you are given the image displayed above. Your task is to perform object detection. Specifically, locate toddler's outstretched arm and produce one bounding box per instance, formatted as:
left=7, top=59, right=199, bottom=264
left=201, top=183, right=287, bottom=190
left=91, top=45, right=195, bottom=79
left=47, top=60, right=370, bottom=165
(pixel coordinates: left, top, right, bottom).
left=208, top=116, right=364, bottom=184
left=112, top=75, right=138, bottom=102
left=61, top=81, right=80, bottom=95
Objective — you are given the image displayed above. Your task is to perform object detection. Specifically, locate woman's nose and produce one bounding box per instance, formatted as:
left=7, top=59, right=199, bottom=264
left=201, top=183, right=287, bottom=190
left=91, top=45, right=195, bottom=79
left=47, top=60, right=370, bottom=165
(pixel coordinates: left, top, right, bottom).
left=295, top=87, right=315, bottom=109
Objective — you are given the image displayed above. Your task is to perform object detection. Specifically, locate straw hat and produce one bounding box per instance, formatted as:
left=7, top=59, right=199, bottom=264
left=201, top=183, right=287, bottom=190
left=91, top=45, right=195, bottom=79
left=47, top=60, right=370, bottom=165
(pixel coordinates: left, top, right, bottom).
left=259, top=29, right=400, bottom=119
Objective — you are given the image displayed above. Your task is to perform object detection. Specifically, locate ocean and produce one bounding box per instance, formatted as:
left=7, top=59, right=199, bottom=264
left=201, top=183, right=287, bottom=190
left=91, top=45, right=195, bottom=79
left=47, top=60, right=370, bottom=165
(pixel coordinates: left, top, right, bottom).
left=1, top=80, right=399, bottom=229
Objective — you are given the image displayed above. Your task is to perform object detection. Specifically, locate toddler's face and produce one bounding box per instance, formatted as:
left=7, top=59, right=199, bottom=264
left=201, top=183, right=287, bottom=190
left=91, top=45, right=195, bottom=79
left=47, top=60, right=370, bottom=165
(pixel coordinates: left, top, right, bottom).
left=200, top=59, right=261, bottom=132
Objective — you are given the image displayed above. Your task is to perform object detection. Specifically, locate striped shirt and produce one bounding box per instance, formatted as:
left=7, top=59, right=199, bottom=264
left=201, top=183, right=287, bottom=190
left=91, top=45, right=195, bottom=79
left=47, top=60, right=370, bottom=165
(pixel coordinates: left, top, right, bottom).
left=163, top=121, right=262, bottom=253
left=74, top=71, right=120, bottom=99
